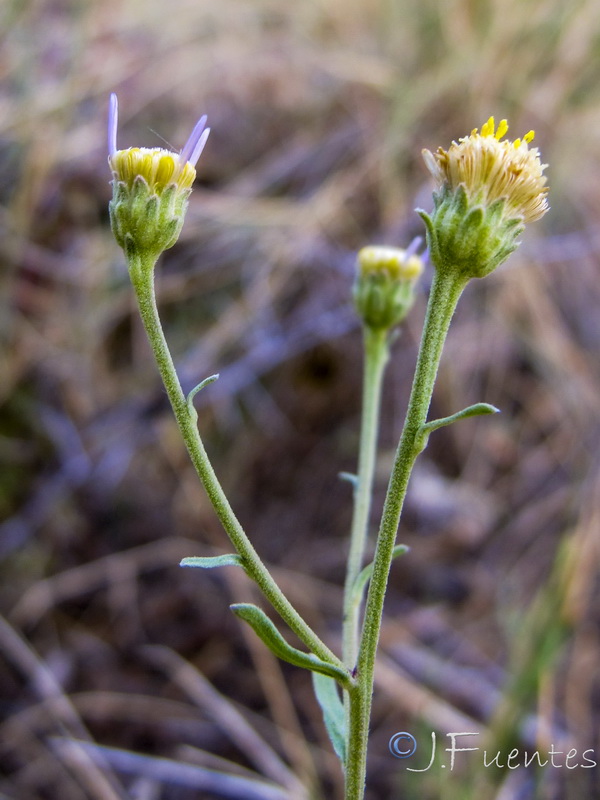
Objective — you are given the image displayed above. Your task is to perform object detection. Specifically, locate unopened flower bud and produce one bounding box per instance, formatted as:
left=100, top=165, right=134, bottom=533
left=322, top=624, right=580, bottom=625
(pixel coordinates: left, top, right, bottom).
left=419, top=117, right=549, bottom=279
left=353, top=244, right=424, bottom=330
left=107, top=93, right=210, bottom=263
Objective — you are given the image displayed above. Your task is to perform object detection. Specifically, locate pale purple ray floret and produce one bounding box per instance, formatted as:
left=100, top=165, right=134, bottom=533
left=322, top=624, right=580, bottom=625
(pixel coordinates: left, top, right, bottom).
left=404, top=236, right=422, bottom=259
left=107, top=92, right=210, bottom=168
left=108, top=92, right=118, bottom=158
left=179, top=114, right=210, bottom=167
left=404, top=235, right=430, bottom=269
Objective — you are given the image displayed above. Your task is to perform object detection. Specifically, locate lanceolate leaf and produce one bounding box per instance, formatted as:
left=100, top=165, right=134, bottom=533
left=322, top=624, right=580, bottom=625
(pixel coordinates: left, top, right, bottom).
left=312, top=672, right=347, bottom=765
left=415, top=402, right=499, bottom=451
left=186, top=373, right=220, bottom=419
left=352, top=545, right=409, bottom=609
left=338, top=471, right=359, bottom=489
left=180, top=554, right=244, bottom=569
left=231, top=603, right=350, bottom=687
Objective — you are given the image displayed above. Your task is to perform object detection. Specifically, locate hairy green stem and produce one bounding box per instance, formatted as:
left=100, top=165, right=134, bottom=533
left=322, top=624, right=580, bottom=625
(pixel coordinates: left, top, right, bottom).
left=342, top=327, right=389, bottom=669
left=129, top=255, right=348, bottom=678
left=345, top=269, right=469, bottom=798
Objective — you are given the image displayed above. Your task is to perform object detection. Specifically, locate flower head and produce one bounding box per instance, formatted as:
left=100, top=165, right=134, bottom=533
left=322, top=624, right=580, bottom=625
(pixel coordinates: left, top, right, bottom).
left=108, top=93, right=209, bottom=193
left=419, top=117, right=549, bottom=279
left=353, top=240, right=424, bottom=330
left=357, top=244, right=424, bottom=282
left=423, top=117, right=548, bottom=224
left=108, top=93, right=210, bottom=263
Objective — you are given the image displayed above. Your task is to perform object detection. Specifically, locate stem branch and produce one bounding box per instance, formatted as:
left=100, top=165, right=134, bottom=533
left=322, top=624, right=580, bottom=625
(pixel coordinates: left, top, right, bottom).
left=345, top=269, right=468, bottom=797
left=130, top=256, right=347, bottom=678
left=342, top=327, right=389, bottom=669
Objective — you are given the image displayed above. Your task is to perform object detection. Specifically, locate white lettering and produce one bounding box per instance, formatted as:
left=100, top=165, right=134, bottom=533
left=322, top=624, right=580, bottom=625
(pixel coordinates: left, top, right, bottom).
left=565, top=748, right=579, bottom=769
left=407, top=731, right=436, bottom=773
left=445, top=732, right=480, bottom=771
left=506, top=748, right=520, bottom=769
left=581, top=749, right=597, bottom=768
left=523, top=750, right=548, bottom=768
left=483, top=750, right=502, bottom=768
left=548, top=745, right=564, bottom=768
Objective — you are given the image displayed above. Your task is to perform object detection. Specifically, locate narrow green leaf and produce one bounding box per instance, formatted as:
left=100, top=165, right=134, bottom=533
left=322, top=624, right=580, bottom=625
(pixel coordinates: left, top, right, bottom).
left=339, top=471, right=359, bottom=489
left=231, top=603, right=351, bottom=687
left=180, top=554, right=243, bottom=569
left=312, top=672, right=347, bottom=765
left=416, top=402, right=499, bottom=451
left=186, top=374, right=220, bottom=418
left=352, top=545, right=409, bottom=608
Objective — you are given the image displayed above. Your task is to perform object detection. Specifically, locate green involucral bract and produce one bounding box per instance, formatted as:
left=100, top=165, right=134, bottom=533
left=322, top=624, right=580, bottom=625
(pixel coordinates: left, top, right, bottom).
left=419, top=186, right=524, bottom=279
left=109, top=176, right=190, bottom=262
left=353, top=245, right=424, bottom=330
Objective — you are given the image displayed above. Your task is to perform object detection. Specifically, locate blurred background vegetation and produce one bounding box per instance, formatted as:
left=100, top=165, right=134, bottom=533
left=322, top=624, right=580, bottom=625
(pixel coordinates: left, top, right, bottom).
left=1, top=0, right=600, bottom=798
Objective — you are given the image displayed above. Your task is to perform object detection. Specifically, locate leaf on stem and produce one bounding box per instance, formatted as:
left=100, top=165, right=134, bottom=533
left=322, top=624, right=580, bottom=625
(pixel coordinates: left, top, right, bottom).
left=339, top=471, right=359, bottom=489
left=186, top=374, right=220, bottom=419
left=312, top=672, right=347, bottom=765
left=231, top=603, right=351, bottom=687
left=415, top=402, right=499, bottom=452
left=181, top=554, right=244, bottom=569
left=352, top=545, right=409, bottom=609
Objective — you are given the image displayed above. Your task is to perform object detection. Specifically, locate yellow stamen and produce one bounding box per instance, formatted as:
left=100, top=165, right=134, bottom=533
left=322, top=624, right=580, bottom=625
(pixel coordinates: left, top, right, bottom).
left=481, top=117, right=495, bottom=137
left=422, top=118, right=549, bottom=224
left=109, top=147, right=196, bottom=194
left=495, top=119, right=509, bottom=140
left=358, top=246, right=424, bottom=282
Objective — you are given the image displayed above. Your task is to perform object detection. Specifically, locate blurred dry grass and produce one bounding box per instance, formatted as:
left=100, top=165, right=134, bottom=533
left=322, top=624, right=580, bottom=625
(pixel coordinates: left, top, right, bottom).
left=1, top=0, right=600, bottom=798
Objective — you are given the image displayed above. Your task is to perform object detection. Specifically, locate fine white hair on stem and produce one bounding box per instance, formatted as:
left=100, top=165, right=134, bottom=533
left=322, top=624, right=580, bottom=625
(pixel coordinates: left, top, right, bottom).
left=180, top=114, right=210, bottom=167
left=108, top=93, right=118, bottom=158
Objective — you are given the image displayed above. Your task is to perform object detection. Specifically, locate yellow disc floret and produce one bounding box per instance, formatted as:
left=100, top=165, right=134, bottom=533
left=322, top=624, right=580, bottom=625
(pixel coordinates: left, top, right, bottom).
left=354, top=243, right=424, bottom=330
left=422, top=116, right=549, bottom=224
left=107, top=93, right=210, bottom=263
left=109, top=147, right=196, bottom=194
left=357, top=245, right=424, bottom=282
left=418, top=117, right=549, bottom=279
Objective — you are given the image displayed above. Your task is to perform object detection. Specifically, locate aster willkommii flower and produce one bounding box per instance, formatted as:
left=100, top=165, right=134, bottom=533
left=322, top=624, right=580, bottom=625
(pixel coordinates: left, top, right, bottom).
left=108, top=93, right=210, bottom=262
left=353, top=242, right=424, bottom=331
left=419, top=117, right=549, bottom=279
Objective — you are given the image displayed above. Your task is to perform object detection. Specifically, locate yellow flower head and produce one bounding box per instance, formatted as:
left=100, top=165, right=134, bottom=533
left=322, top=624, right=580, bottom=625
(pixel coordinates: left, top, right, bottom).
left=107, top=93, right=210, bottom=261
left=422, top=117, right=548, bottom=224
left=418, top=117, right=549, bottom=279
left=110, top=147, right=197, bottom=194
left=354, top=240, right=424, bottom=330
left=357, top=245, right=424, bottom=283
left=108, top=93, right=209, bottom=193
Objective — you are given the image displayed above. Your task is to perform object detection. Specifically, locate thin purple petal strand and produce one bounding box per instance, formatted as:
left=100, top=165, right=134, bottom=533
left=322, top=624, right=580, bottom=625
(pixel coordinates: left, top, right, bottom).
left=108, top=93, right=118, bottom=157
left=188, top=127, right=210, bottom=167
left=180, top=114, right=208, bottom=167
left=405, top=236, right=422, bottom=259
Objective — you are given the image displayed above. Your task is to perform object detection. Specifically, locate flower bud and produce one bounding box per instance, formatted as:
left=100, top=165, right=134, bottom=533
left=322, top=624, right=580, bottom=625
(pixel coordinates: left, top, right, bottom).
left=419, top=117, right=548, bottom=279
left=107, top=93, right=210, bottom=263
left=353, top=244, right=424, bottom=330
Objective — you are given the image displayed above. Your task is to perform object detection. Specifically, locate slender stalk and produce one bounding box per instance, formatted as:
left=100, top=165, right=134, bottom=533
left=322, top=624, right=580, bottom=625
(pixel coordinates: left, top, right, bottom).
left=345, top=269, right=469, bottom=798
left=129, top=255, right=347, bottom=677
left=342, top=327, right=389, bottom=668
